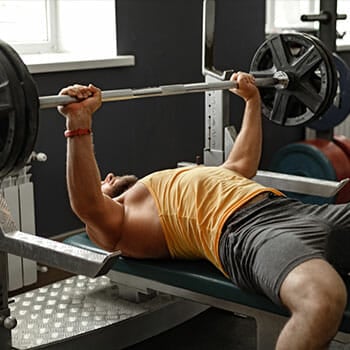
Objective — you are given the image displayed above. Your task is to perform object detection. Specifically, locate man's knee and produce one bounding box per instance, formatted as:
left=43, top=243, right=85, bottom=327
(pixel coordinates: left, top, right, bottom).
left=302, top=283, right=346, bottom=324
left=276, top=260, right=347, bottom=349
left=280, top=259, right=347, bottom=320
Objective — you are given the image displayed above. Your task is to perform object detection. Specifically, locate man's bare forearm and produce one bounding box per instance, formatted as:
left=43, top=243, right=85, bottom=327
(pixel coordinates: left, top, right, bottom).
left=224, top=96, right=262, bottom=177
left=222, top=72, right=262, bottom=178
left=66, top=134, right=105, bottom=219
left=58, top=85, right=105, bottom=219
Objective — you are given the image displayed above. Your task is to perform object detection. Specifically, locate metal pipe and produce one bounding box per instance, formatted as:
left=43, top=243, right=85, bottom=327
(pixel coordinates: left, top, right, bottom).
left=39, top=73, right=286, bottom=109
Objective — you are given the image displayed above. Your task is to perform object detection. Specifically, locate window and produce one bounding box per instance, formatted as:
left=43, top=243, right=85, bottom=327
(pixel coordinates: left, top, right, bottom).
left=337, top=0, right=350, bottom=48
left=0, top=0, right=55, bottom=54
left=265, top=0, right=350, bottom=49
left=0, top=0, right=134, bottom=73
left=265, top=0, right=319, bottom=34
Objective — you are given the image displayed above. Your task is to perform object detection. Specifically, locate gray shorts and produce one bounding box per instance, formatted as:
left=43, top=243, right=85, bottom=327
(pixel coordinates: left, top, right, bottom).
left=218, top=194, right=350, bottom=306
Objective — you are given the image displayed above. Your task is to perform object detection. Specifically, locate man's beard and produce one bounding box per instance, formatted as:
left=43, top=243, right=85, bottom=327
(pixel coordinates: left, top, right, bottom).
left=112, top=175, right=138, bottom=197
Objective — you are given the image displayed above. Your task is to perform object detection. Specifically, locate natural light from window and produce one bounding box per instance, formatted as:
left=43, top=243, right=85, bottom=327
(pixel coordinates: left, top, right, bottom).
left=266, top=0, right=350, bottom=48
left=0, top=0, right=132, bottom=73
left=0, top=1, right=49, bottom=43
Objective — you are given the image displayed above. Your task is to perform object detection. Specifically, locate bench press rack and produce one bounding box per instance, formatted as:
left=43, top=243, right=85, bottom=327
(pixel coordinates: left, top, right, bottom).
left=1, top=0, right=350, bottom=349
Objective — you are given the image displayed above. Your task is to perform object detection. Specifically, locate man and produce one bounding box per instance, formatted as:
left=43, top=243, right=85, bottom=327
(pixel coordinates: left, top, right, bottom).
left=58, top=72, right=348, bottom=350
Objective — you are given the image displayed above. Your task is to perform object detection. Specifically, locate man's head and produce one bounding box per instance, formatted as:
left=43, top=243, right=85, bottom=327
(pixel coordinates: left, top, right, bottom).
left=101, top=173, right=138, bottom=198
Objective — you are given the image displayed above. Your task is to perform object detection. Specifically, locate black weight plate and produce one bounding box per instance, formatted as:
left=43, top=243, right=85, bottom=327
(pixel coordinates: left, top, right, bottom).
left=0, top=63, right=15, bottom=175
left=308, top=53, right=350, bottom=130
left=287, top=33, right=334, bottom=122
left=0, top=40, right=39, bottom=175
left=258, top=33, right=334, bottom=125
left=283, top=32, right=337, bottom=121
left=250, top=33, right=335, bottom=126
left=0, top=45, right=27, bottom=178
left=303, top=33, right=338, bottom=121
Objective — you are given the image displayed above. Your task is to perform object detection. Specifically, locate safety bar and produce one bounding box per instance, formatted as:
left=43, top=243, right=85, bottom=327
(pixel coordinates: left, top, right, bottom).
left=254, top=170, right=349, bottom=197
left=0, top=228, right=120, bottom=277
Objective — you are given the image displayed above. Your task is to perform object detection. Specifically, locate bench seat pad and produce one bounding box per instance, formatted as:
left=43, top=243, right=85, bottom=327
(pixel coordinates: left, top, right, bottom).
left=64, top=233, right=350, bottom=332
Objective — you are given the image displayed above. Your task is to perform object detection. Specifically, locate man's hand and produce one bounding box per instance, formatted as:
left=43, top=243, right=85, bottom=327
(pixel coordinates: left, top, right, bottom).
left=58, top=84, right=102, bottom=129
left=230, top=72, right=259, bottom=102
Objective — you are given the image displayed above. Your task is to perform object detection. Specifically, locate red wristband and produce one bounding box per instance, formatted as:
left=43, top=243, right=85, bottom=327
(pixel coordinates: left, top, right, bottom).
left=64, top=128, right=92, bottom=138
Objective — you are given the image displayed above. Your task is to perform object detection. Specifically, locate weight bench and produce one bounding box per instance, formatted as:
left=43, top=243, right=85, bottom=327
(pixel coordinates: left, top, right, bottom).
left=64, top=230, right=350, bottom=349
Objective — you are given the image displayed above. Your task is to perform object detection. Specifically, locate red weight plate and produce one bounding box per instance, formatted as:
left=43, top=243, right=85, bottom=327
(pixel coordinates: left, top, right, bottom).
left=333, top=135, right=350, bottom=158
left=303, top=139, right=350, bottom=203
left=332, top=135, right=350, bottom=203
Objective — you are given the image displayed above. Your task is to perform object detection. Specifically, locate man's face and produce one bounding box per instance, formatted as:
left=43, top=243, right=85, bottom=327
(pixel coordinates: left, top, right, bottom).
left=101, top=173, right=138, bottom=198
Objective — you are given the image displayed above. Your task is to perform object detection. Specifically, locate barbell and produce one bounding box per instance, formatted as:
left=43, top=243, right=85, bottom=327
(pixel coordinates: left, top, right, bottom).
left=39, top=71, right=288, bottom=109
left=0, top=32, right=341, bottom=178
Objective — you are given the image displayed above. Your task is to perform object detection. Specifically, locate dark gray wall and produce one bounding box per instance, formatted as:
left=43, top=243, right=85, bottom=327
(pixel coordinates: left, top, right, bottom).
left=31, top=0, right=303, bottom=238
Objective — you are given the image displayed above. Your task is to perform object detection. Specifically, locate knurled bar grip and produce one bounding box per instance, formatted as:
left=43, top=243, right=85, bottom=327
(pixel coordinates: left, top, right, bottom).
left=39, top=76, right=279, bottom=109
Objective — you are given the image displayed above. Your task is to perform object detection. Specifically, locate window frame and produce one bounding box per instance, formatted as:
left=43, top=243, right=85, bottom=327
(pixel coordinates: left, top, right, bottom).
left=1, top=0, right=57, bottom=55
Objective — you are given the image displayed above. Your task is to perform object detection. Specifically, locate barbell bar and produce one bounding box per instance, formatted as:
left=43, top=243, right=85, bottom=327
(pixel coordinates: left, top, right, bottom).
left=39, top=73, right=288, bottom=109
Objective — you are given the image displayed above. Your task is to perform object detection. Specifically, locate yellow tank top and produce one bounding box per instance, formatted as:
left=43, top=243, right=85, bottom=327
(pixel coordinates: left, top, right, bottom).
left=139, top=166, right=283, bottom=274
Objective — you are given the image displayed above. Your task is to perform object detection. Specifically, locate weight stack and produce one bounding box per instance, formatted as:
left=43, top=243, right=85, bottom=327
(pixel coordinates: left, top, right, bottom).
left=270, top=137, right=350, bottom=204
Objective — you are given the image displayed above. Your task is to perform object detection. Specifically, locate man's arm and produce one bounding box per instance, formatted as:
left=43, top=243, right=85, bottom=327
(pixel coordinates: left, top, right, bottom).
left=58, top=84, right=124, bottom=251
left=221, top=72, right=262, bottom=178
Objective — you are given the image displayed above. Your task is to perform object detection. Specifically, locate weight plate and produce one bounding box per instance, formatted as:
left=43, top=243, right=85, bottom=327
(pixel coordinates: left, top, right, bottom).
left=332, top=135, right=350, bottom=203
left=0, top=63, right=15, bottom=175
left=0, top=40, right=39, bottom=175
left=303, top=139, right=350, bottom=183
left=270, top=139, right=350, bottom=204
left=308, top=54, right=350, bottom=130
left=270, top=141, right=337, bottom=204
left=0, top=44, right=27, bottom=178
left=302, top=34, right=338, bottom=121
left=250, top=33, right=337, bottom=126
left=333, top=135, right=350, bottom=158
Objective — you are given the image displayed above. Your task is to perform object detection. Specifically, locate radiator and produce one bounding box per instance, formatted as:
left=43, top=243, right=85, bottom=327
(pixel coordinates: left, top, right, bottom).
left=1, top=166, right=37, bottom=291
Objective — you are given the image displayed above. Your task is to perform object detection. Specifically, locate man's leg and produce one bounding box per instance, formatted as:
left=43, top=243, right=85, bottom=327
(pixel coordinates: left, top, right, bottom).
left=277, top=258, right=347, bottom=350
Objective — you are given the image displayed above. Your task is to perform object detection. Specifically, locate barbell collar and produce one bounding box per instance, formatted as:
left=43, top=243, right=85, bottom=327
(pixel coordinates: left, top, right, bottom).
left=272, top=71, right=290, bottom=90
left=39, top=71, right=288, bottom=109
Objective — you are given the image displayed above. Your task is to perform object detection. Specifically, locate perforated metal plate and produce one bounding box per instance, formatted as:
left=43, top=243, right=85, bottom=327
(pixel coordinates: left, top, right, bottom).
left=10, top=275, right=176, bottom=349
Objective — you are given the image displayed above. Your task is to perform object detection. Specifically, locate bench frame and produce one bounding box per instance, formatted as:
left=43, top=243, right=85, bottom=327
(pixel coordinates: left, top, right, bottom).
left=108, top=269, right=287, bottom=349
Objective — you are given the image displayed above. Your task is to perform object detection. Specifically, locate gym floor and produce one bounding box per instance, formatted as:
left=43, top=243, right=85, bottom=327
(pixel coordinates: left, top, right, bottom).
left=126, top=307, right=256, bottom=350
left=8, top=267, right=349, bottom=350
left=126, top=308, right=349, bottom=350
